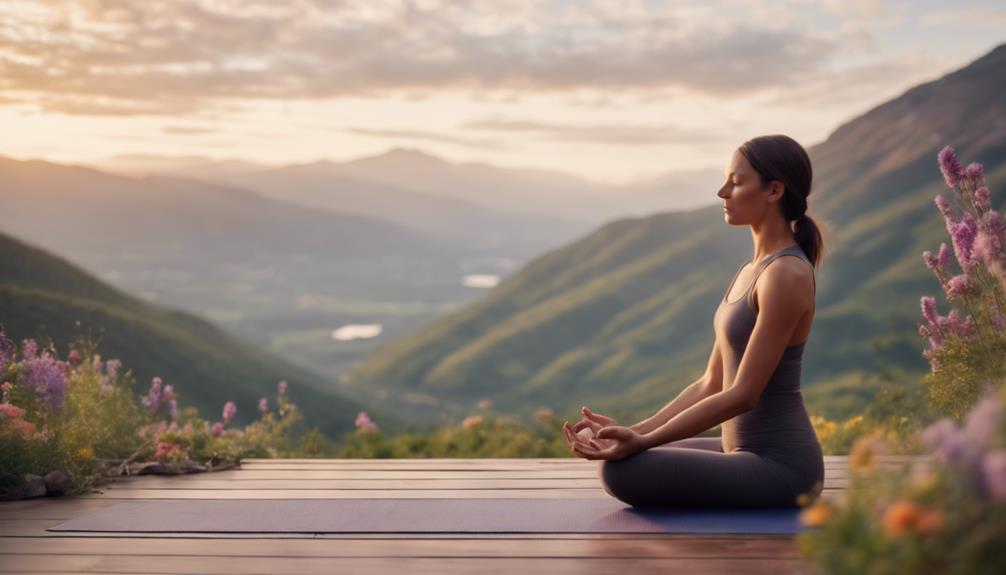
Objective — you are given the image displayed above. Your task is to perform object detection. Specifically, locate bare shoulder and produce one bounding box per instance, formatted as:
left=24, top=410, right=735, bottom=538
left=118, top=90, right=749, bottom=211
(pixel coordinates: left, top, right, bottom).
left=753, top=255, right=814, bottom=310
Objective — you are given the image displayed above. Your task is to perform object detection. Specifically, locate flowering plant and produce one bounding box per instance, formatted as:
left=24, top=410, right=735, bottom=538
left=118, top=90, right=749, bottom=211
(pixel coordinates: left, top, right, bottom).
left=919, top=146, right=1006, bottom=419
left=796, top=146, right=1006, bottom=573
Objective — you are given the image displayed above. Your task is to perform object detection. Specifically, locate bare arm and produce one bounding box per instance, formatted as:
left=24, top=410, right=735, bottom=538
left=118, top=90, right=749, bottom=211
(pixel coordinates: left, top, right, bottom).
left=629, top=339, right=725, bottom=435
left=638, top=258, right=813, bottom=448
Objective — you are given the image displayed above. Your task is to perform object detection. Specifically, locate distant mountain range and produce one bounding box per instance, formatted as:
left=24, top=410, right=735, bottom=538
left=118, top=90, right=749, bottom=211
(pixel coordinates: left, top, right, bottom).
left=0, top=230, right=401, bottom=438
left=343, top=42, right=1006, bottom=423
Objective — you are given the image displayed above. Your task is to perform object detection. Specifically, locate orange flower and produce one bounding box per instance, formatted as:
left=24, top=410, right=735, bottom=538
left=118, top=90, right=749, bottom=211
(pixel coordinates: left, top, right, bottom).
left=883, top=501, right=919, bottom=538
left=915, top=508, right=945, bottom=536
left=800, top=500, right=833, bottom=527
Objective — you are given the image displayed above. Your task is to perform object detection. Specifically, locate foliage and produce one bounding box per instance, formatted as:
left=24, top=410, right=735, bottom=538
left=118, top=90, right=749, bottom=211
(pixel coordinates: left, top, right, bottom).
left=797, top=146, right=1006, bottom=573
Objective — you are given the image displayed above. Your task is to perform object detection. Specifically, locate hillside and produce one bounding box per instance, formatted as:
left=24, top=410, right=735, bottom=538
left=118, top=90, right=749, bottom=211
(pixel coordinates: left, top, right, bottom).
left=345, top=42, right=1006, bottom=422
left=0, top=231, right=403, bottom=438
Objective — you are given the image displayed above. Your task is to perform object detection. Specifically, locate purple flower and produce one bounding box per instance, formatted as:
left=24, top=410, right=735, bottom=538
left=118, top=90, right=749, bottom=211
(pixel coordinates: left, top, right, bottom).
left=935, top=195, right=956, bottom=225
left=19, top=339, right=68, bottom=411
left=942, top=309, right=974, bottom=338
left=946, top=274, right=973, bottom=299
left=211, top=421, right=224, bottom=437
left=355, top=410, right=378, bottom=431
left=168, top=399, right=177, bottom=421
left=986, top=210, right=1006, bottom=238
left=142, top=377, right=163, bottom=411
left=921, top=418, right=964, bottom=463
left=922, top=250, right=938, bottom=270
left=964, top=162, right=985, bottom=187
left=937, top=243, right=951, bottom=269
left=258, top=396, right=268, bottom=413
left=963, top=393, right=1004, bottom=445
left=278, top=380, right=288, bottom=396
left=982, top=451, right=1006, bottom=501
left=920, top=296, right=939, bottom=324
left=938, top=146, right=964, bottom=189
left=951, top=214, right=978, bottom=271
left=105, top=359, right=121, bottom=380
left=222, top=401, right=237, bottom=424
left=974, top=186, right=991, bottom=212
left=162, top=384, right=175, bottom=403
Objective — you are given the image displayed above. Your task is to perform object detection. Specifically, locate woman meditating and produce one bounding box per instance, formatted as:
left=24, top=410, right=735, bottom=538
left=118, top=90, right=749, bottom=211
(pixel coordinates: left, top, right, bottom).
left=563, top=134, right=825, bottom=508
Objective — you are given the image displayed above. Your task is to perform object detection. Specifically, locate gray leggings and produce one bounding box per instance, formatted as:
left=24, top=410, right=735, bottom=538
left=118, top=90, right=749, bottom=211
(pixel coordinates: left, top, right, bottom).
left=597, top=436, right=823, bottom=508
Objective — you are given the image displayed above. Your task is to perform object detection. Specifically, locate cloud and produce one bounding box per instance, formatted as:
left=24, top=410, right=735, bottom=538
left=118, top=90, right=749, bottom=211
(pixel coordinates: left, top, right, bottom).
left=462, top=117, right=721, bottom=146
left=162, top=125, right=214, bottom=135
left=1, top=0, right=840, bottom=116
left=342, top=127, right=505, bottom=150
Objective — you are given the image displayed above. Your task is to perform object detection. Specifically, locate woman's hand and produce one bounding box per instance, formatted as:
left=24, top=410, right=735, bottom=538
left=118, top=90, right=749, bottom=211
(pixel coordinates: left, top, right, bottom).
left=563, top=406, right=619, bottom=453
left=569, top=425, right=648, bottom=461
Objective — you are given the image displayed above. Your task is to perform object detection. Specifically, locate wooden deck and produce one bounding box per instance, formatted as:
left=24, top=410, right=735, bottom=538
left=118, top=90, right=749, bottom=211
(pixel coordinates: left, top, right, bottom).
left=0, top=455, right=922, bottom=574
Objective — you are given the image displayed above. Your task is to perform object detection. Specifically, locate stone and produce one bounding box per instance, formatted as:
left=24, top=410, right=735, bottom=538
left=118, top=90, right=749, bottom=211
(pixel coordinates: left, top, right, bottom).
left=44, top=469, right=74, bottom=494
left=23, top=474, right=47, bottom=498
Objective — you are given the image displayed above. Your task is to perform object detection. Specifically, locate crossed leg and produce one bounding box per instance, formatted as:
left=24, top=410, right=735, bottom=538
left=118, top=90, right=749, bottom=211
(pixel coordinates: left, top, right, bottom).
left=597, top=435, right=804, bottom=508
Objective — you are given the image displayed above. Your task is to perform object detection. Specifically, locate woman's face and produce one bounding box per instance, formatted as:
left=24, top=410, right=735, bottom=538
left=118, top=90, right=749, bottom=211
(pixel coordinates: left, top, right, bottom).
left=717, top=149, right=780, bottom=225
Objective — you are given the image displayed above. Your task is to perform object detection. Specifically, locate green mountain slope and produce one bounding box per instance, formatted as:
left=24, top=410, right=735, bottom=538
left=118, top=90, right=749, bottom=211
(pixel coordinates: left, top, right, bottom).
left=0, top=231, right=400, bottom=438
left=346, top=42, right=1006, bottom=422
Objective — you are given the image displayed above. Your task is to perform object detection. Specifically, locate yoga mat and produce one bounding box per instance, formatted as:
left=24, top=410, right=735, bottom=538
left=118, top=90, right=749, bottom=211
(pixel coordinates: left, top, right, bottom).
left=48, top=499, right=809, bottom=534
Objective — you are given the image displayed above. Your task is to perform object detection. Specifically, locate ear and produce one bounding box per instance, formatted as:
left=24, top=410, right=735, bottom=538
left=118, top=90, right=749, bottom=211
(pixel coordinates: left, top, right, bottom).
left=767, top=180, right=785, bottom=202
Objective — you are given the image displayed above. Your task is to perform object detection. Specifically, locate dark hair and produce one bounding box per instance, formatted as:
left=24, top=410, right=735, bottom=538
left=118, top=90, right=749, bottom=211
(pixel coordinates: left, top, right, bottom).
left=738, top=134, right=824, bottom=268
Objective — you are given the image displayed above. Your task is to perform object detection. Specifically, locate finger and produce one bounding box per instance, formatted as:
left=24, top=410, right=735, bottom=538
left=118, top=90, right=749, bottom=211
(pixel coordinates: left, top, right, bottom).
left=571, top=419, right=592, bottom=433
left=572, top=443, right=597, bottom=460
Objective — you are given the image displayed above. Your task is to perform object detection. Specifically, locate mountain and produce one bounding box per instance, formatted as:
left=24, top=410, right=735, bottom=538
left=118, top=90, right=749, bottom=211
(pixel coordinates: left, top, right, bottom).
left=87, top=149, right=724, bottom=258
left=344, top=42, right=1006, bottom=422
left=0, top=230, right=403, bottom=438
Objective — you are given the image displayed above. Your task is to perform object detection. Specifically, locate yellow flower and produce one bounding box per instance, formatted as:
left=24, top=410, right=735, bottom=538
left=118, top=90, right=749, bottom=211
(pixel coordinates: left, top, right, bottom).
left=849, top=437, right=876, bottom=471
left=800, top=500, right=833, bottom=527
left=843, top=415, right=864, bottom=431
left=73, top=446, right=94, bottom=461
left=883, top=500, right=919, bottom=538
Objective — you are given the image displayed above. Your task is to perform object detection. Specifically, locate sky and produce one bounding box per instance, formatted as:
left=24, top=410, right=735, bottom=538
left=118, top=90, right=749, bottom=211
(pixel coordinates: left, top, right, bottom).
left=1, top=0, right=1004, bottom=184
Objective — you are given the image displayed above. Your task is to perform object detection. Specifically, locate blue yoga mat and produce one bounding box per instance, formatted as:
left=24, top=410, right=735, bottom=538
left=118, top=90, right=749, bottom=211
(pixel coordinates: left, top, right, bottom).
left=48, top=498, right=810, bottom=534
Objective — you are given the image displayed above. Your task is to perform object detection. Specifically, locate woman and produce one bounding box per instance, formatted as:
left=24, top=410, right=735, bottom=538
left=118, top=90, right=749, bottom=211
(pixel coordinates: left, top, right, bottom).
left=562, top=134, right=825, bottom=508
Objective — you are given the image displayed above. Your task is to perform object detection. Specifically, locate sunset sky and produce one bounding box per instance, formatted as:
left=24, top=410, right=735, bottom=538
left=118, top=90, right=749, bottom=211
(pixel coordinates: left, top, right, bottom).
left=1, top=0, right=1004, bottom=184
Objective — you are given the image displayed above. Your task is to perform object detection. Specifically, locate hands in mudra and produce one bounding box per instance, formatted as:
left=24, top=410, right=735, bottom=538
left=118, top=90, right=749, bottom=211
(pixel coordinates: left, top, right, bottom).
left=562, top=406, right=647, bottom=461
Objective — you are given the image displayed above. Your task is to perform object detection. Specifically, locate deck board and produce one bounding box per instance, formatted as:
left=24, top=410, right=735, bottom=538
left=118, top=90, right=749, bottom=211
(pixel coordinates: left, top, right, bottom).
left=0, top=455, right=931, bottom=574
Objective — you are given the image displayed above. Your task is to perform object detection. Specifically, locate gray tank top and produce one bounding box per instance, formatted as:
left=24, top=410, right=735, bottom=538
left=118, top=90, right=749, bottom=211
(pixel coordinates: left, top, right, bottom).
left=713, top=245, right=820, bottom=457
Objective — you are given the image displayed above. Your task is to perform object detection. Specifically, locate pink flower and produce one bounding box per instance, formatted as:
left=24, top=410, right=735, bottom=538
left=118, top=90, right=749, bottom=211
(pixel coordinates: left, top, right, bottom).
left=168, top=399, right=177, bottom=421
left=222, top=401, right=237, bottom=424
left=142, top=377, right=163, bottom=411
left=981, top=451, right=1006, bottom=501
left=355, top=410, right=378, bottom=432
left=920, top=296, right=939, bottom=324
left=461, top=415, right=483, bottom=429
left=67, top=349, right=81, bottom=366
left=278, top=380, right=288, bottom=396
left=105, top=359, right=121, bottom=380
left=938, top=146, right=963, bottom=189
left=211, top=421, right=224, bottom=437
left=937, top=243, right=951, bottom=269
left=946, top=274, right=973, bottom=299
left=0, top=402, right=25, bottom=419
left=258, top=396, right=268, bottom=414
left=155, top=442, right=176, bottom=462
left=974, top=186, right=991, bottom=212
left=935, top=195, right=956, bottom=224
left=964, top=162, right=985, bottom=187
left=951, top=214, right=978, bottom=271
left=162, top=384, right=175, bottom=403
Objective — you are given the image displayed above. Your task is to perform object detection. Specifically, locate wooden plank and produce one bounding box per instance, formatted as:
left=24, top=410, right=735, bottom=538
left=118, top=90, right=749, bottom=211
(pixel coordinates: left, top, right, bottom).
left=0, top=554, right=813, bottom=574
left=0, top=536, right=804, bottom=558
left=95, top=478, right=851, bottom=490
left=76, top=488, right=848, bottom=499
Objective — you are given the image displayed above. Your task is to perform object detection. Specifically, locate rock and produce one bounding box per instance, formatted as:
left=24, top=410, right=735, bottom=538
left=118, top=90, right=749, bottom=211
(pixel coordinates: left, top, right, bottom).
left=23, top=474, right=47, bottom=498
left=0, top=483, right=27, bottom=500
left=44, top=469, right=74, bottom=494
